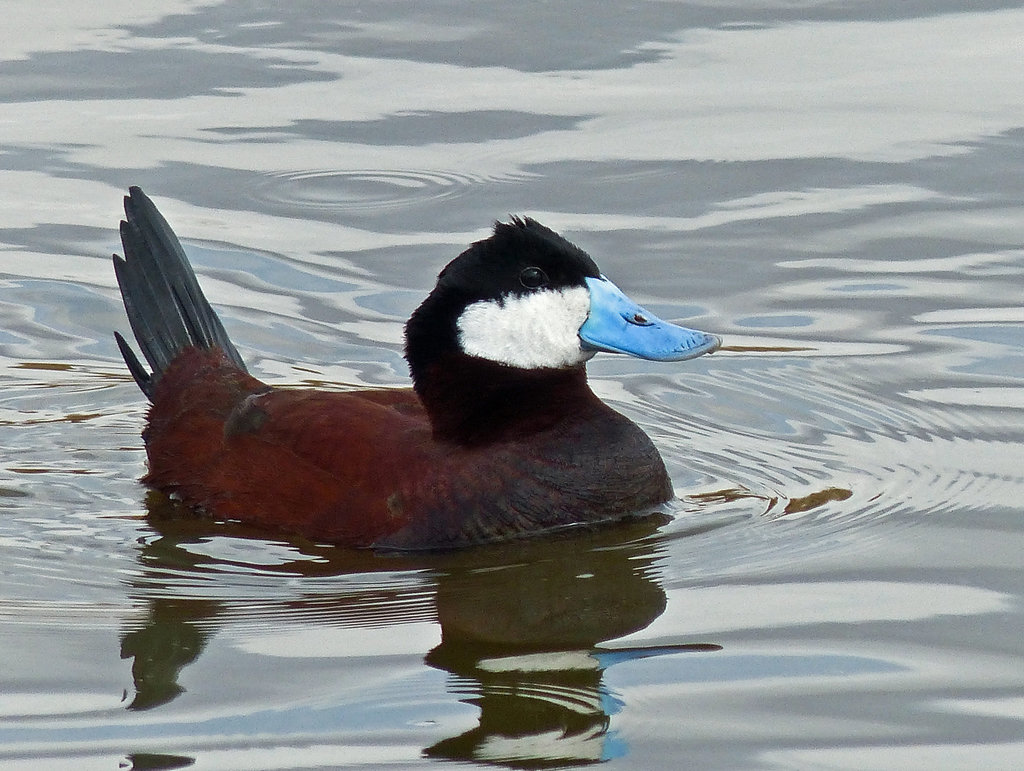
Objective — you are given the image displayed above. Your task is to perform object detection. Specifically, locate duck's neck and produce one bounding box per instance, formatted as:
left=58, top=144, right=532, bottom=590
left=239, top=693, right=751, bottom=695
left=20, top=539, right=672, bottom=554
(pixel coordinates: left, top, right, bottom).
left=412, top=353, right=600, bottom=446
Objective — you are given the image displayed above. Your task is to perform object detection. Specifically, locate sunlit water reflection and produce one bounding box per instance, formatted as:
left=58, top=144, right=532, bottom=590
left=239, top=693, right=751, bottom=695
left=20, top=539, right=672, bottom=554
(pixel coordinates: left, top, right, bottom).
left=2, top=2, right=1024, bottom=769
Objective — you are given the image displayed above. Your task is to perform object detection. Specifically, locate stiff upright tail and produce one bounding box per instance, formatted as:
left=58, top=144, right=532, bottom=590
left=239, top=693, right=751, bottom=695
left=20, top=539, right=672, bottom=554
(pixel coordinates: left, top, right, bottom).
left=113, top=187, right=247, bottom=400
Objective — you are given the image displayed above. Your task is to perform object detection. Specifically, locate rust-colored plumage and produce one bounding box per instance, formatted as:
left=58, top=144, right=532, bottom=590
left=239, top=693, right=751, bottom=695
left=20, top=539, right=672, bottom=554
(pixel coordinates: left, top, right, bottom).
left=113, top=188, right=717, bottom=550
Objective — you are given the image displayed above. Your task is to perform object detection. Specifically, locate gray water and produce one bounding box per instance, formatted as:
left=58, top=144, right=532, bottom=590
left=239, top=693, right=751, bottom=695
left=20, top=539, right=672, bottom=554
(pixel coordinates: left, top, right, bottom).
left=2, top=2, right=1024, bottom=769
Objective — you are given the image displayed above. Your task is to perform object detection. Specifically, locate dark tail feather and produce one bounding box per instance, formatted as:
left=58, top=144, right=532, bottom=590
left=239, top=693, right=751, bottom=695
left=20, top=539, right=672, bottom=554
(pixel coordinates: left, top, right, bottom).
left=113, top=186, right=246, bottom=400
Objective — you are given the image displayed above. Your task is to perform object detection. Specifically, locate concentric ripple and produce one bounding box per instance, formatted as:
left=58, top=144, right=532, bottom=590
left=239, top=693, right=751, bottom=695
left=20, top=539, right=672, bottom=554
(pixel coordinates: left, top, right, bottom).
left=249, top=167, right=531, bottom=215
left=588, top=336, right=1024, bottom=578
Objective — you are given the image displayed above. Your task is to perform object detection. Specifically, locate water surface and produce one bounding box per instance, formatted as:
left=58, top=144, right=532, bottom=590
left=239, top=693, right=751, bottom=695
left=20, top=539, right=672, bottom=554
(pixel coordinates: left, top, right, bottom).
left=2, top=2, right=1024, bottom=769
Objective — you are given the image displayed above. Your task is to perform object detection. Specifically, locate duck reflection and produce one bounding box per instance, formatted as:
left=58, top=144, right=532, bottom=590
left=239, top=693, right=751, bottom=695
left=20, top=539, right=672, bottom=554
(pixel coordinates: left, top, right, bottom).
left=121, top=494, right=720, bottom=767
left=423, top=527, right=719, bottom=766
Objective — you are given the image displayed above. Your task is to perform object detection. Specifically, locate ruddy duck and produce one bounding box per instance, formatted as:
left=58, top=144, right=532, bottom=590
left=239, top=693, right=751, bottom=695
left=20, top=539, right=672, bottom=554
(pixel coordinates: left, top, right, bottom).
left=113, top=187, right=719, bottom=549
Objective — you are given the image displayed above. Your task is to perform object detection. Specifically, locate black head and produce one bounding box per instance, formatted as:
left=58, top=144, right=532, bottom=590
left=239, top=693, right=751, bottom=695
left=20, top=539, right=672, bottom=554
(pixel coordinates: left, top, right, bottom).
left=434, top=217, right=600, bottom=301
left=405, top=217, right=603, bottom=384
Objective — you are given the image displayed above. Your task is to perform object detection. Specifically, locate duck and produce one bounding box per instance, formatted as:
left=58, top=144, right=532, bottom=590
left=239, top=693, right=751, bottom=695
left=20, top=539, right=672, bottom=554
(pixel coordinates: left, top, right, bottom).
left=112, top=187, right=720, bottom=550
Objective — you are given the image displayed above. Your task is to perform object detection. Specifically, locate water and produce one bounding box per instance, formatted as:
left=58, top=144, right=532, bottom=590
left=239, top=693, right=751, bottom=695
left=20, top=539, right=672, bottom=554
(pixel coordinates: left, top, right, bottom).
left=2, top=2, right=1024, bottom=768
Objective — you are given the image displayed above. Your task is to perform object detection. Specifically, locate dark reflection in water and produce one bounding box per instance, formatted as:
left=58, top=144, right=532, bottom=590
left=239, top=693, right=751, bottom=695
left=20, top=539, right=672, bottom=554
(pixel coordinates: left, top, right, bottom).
left=121, top=494, right=720, bottom=768
left=123, top=752, right=195, bottom=771
left=120, top=598, right=213, bottom=711
left=425, top=561, right=717, bottom=768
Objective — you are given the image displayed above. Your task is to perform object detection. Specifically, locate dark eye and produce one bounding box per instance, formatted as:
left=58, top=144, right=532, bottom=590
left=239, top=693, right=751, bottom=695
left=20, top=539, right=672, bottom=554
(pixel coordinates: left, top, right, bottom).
left=519, top=266, right=548, bottom=289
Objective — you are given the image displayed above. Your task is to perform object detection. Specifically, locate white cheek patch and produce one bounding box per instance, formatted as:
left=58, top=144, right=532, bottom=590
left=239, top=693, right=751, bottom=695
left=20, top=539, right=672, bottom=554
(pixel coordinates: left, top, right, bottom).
left=456, top=286, right=596, bottom=369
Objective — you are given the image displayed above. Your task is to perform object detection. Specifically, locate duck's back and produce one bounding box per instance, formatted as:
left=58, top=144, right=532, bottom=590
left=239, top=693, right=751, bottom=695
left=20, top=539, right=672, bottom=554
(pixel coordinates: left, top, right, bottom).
left=143, top=347, right=671, bottom=549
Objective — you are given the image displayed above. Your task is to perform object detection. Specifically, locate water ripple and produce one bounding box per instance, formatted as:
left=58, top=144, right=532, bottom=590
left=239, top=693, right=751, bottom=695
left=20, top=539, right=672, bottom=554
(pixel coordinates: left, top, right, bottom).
left=249, top=167, right=532, bottom=215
